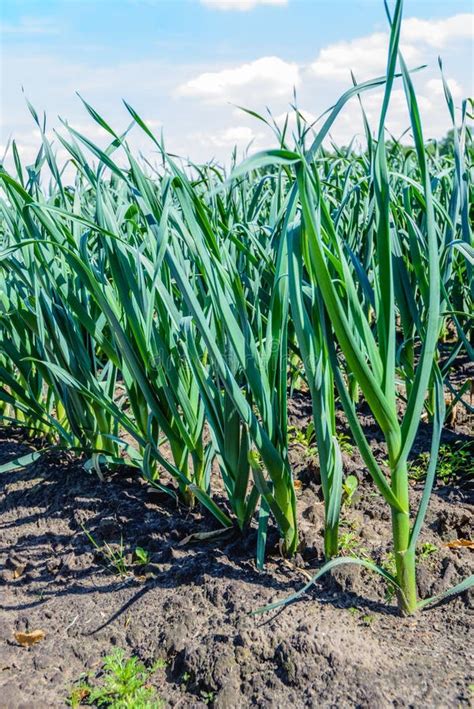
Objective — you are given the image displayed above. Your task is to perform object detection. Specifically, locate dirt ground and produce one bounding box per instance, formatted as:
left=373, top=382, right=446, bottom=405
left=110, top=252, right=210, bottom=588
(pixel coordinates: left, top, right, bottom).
left=0, top=388, right=473, bottom=708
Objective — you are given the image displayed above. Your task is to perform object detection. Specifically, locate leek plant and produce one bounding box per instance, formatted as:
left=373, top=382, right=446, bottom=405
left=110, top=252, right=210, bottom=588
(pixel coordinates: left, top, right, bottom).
left=297, top=0, right=442, bottom=614
left=163, top=158, right=299, bottom=554
left=240, top=0, right=471, bottom=613
left=0, top=167, right=120, bottom=453
left=288, top=225, right=342, bottom=559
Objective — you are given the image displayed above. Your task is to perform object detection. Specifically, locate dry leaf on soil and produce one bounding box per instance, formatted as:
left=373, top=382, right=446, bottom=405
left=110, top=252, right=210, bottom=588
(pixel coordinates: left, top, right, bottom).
left=14, top=630, right=45, bottom=647
left=444, top=539, right=474, bottom=549
left=12, top=564, right=26, bottom=579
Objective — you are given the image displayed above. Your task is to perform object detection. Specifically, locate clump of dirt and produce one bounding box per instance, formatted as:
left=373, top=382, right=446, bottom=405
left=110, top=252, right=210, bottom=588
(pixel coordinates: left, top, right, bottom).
left=0, top=395, right=472, bottom=707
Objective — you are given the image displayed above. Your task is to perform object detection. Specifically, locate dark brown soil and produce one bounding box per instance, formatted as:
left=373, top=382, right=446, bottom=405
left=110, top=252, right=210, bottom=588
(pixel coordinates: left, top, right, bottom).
left=0, top=391, right=473, bottom=708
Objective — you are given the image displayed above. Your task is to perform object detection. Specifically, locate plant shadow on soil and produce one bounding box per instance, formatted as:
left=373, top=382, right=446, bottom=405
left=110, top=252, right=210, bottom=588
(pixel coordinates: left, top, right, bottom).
left=0, top=385, right=472, bottom=708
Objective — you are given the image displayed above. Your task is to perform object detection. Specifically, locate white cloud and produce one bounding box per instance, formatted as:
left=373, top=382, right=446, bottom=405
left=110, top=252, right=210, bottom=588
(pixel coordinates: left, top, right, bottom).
left=273, top=109, right=316, bottom=137
left=1, top=16, right=60, bottom=36
left=211, top=125, right=255, bottom=144
left=176, top=56, right=300, bottom=101
left=310, top=13, right=474, bottom=83
left=424, top=77, right=463, bottom=99
left=311, top=32, right=392, bottom=81
left=144, top=119, right=163, bottom=129
left=196, top=125, right=264, bottom=149
left=402, top=13, right=474, bottom=48
left=200, top=0, right=287, bottom=10
left=311, top=33, right=423, bottom=82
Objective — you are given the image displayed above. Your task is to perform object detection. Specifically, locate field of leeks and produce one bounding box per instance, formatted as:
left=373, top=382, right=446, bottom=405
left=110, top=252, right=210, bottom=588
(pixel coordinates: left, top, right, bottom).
left=0, top=0, right=472, bottom=616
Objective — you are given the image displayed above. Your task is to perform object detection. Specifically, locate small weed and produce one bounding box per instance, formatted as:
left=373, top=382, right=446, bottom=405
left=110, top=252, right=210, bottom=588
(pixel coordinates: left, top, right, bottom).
left=200, top=689, right=216, bottom=705
left=288, top=423, right=315, bottom=453
left=347, top=607, right=375, bottom=626
left=342, top=475, right=358, bottom=506
left=289, top=358, right=307, bottom=393
left=437, top=443, right=472, bottom=483
left=338, top=531, right=359, bottom=554
left=68, top=649, right=165, bottom=708
left=81, top=525, right=128, bottom=576
left=418, top=542, right=437, bottom=560
left=288, top=425, right=304, bottom=446
left=337, top=432, right=354, bottom=455
left=381, top=551, right=397, bottom=603
left=103, top=540, right=128, bottom=576
left=68, top=683, right=87, bottom=708
left=338, top=531, right=369, bottom=560
left=340, top=518, right=359, bottom=532
left=409, top=443, right=473, bottom=484
left=408, top=452, right=430, bottom=481
left=134, top=547, right=151, bottom=566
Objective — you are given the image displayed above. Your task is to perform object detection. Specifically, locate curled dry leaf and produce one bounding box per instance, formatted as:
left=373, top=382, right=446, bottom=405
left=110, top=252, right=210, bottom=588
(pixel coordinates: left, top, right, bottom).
left=12, top=564, right=26, bottom=579
left=14, top=629, right=45, bottom=647
left=444, top=539, right=474, bottom=549
left=282, top=557, right=313, bottom=582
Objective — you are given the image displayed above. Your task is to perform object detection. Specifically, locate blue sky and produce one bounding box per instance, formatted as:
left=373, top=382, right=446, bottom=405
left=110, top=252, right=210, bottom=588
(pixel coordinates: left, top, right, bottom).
left=1, top=0, right=473, bottom=166
left=2, top=1, right=473, bottom=62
